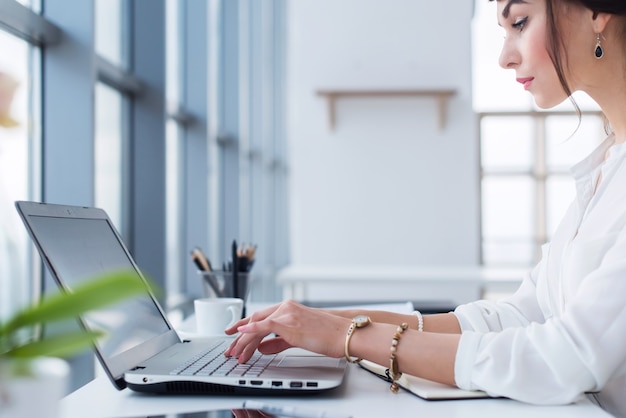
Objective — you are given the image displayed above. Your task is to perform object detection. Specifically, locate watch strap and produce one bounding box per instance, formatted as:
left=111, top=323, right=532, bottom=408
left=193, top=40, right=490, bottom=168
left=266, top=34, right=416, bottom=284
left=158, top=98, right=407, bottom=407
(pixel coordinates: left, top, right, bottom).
left=345, top=316, right=370, bottom=364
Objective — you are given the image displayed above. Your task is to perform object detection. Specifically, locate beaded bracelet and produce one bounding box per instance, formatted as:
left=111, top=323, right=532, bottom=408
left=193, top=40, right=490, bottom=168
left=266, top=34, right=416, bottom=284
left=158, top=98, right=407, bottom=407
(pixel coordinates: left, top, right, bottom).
left=389, top=322, right=409, bottom=393
left=413, top=310, right=423, bottom=332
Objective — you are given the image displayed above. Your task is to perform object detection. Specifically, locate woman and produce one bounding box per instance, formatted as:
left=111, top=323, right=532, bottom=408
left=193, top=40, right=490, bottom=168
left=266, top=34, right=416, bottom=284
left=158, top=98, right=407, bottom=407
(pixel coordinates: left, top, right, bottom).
left=225, top=1, right=626, bottom=416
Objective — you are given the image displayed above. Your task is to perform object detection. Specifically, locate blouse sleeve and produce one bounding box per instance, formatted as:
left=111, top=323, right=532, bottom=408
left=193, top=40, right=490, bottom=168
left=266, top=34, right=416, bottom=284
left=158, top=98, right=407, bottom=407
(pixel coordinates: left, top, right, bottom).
left=453, top=244, right=549, bottom=333
left=453, top=235, right=626, bottom=405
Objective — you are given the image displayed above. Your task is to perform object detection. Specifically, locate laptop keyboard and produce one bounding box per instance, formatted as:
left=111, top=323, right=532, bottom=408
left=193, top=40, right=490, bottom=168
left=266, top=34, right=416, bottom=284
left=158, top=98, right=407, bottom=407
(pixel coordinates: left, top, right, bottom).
left=170, top=340, right=276, bottom=378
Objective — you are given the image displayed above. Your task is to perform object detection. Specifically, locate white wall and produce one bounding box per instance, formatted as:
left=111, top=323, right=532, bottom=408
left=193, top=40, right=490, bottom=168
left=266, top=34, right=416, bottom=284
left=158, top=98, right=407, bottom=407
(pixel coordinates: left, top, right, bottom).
left=286, top=0, right=480, bottom=267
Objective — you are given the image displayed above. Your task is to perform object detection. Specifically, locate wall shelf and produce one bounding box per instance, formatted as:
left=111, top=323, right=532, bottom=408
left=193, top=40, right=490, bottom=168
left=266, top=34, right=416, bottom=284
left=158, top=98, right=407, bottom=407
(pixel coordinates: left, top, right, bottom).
left=316, top=88, right=457, bottom=131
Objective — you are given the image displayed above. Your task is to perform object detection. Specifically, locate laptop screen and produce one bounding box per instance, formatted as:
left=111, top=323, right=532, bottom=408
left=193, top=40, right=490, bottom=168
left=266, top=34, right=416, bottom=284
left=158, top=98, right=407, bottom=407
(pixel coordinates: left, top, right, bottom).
left=16, top=201, right=180, bottom=388
left=26, top=215, right=170, bottom=358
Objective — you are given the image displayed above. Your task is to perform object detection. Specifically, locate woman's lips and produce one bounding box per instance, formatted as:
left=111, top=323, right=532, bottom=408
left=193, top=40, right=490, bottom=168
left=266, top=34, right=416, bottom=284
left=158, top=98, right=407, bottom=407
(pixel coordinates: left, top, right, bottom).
left=516, top=77, right=534, bottom=90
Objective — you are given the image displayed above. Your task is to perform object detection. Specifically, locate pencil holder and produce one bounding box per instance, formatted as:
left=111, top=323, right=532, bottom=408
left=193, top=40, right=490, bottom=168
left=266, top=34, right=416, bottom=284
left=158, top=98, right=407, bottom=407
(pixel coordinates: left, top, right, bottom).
left=199, top=270, right=251, bottom=302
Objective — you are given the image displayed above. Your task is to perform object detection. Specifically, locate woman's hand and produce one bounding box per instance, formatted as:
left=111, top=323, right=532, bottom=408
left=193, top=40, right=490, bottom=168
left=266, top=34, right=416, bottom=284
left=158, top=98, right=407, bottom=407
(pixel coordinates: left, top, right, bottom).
left=224, top=300, right=351, bottom=363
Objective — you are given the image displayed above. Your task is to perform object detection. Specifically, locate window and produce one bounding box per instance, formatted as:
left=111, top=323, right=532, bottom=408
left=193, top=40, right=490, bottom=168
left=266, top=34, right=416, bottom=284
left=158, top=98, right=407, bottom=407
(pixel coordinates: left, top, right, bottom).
left=94, top=82, right=126, bottom=232
left=164, top=0, right=184, bottom=302
left=94, top=0, right=130, bottom=239
left=213, top=0, right=289, bottom=303
left=0, top=25, right=41, bottom=322
left=472, top=2, right=604, bottom=267
left=163, top=0, right=200, bottom=308
left=0, top=0, right=289, bottom=343
left=95, top=0, right=125, bottom=69
left=164, top=0, right=290, bottom=307
left=238, top=0, right=289, bottom=301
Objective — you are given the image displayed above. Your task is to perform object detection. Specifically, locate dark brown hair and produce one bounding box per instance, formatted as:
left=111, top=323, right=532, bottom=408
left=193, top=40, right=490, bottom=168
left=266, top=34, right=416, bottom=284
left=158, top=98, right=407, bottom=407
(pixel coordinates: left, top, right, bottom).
left=544, top=1, right=626, bottom=115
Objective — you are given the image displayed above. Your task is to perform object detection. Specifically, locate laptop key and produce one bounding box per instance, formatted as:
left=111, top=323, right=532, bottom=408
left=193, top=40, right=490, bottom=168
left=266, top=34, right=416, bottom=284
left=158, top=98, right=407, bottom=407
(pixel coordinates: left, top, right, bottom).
left=170, top=347, right=276, bottom=380
left=169, top=341, right=228, bottom=375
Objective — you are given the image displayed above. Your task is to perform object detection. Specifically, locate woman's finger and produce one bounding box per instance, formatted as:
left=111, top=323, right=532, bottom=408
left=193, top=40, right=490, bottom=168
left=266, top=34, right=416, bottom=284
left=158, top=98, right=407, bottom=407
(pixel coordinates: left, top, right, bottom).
left=224, top=317, right=249, bottom=335
left=228, top=328, right=272, bottom=363
left=225, top=302, right=283, bottom=335
left=224, top=333, right=243, bottom=357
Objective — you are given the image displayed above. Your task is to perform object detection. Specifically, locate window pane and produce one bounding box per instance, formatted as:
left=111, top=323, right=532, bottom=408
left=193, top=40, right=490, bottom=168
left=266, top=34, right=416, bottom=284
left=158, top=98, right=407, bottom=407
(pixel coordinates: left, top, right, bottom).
left=165, top=0, right=184, bottom=302
left=550, top=91, right=602, bottom=113
left=95, top=0, right=125, bottom=68
left=481, top=116, right=534, bottom=171
left=472, top=1, right=605, bottom=269
left=166, top=0, right=181, bottom=104
left=482, top=176, right=534, bottom=237
left=545, top=114, right=605, bottom=171
left=482, top=240, right=535, bottom=266
left=165, top=119, right=184, bottom=299
left=0, top=31, right=36, bottom=321
left=481, top=176, right=535, bottom=266
left=94, top=82, right=124, bottom=232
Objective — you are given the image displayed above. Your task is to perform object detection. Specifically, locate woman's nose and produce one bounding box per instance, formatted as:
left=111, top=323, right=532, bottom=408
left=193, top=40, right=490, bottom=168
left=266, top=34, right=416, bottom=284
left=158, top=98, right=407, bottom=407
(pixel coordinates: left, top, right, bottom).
left=498, top=38, right=520, bottom=70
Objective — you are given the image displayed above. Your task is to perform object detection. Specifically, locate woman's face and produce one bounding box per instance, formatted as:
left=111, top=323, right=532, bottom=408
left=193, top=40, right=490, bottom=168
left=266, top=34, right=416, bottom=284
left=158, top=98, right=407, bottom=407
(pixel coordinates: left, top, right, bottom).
left=496, top=0, right=583, bottom=108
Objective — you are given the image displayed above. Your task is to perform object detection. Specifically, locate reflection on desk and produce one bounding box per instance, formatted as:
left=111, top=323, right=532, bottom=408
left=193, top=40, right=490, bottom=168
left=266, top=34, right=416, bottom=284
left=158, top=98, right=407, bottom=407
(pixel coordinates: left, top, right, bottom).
left=61, top=363, right=611, bottom=418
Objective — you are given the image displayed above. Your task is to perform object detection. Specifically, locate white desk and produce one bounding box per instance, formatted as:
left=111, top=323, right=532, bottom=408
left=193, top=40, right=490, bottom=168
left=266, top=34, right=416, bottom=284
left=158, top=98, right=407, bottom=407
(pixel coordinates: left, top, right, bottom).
left=277, top=265, right=525, bottom=308
left=60, top=364, right=611, bottom=418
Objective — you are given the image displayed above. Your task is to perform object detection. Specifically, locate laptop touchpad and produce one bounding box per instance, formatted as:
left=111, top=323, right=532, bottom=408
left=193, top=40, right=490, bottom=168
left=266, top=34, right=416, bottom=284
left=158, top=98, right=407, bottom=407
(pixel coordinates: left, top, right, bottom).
left=277, top=356, right=342, bottom=368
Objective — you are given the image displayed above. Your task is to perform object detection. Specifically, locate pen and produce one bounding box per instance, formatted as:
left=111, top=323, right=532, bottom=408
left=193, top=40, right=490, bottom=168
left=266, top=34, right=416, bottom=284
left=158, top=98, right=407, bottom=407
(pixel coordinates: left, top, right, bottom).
left=242, top=400, right=352, bottom=418
left=191, top=247, right=212, bottom=272
left=232, top=240, right=239, bottom=298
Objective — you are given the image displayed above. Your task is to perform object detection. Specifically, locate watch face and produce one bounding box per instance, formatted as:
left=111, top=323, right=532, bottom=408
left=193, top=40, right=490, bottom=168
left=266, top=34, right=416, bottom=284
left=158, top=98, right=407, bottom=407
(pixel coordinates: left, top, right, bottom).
left=354, top=315, right=370, bottom=327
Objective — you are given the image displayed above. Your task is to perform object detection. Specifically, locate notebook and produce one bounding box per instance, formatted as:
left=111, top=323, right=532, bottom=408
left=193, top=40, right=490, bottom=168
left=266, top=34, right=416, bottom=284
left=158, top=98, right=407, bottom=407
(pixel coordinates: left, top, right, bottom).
left=15, top=201, right=347, bottom=395
left=359, top=360, right=490, bottom=400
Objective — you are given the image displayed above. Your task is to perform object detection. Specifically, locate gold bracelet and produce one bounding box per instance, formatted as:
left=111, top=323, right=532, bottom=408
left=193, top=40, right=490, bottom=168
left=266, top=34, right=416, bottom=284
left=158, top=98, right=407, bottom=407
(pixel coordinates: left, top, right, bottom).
left=389, top=322, right=409, bottom=393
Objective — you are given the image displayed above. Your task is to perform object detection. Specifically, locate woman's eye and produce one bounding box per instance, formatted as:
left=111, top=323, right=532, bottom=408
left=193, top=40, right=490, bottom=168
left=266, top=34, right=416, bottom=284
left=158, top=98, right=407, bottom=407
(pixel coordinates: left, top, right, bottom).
left=512, top=17, right=528, bottom=31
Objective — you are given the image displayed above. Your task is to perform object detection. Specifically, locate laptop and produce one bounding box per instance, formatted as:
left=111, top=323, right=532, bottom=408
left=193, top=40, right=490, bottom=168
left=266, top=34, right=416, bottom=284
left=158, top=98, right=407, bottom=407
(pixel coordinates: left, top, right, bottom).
left=15, top=201, right=347, bottom=395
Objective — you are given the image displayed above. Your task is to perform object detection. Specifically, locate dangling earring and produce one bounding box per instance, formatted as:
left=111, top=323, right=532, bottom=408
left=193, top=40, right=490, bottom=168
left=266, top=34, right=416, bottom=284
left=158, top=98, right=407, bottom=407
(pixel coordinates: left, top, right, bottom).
left=594, top=33, right=604, bottom=59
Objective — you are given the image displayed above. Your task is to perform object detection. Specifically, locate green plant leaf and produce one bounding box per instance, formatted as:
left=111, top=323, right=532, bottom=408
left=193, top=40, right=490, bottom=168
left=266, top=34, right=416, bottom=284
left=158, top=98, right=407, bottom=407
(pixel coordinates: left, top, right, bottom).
left=5, top=330, right=104, bottom=359
left=0, top=269, right=151, bottom=338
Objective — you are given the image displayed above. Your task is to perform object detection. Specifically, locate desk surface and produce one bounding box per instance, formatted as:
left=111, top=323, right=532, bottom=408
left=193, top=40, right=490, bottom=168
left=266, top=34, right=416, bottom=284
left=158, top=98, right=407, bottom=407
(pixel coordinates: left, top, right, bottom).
left=61, top=364, right=611, bottom=418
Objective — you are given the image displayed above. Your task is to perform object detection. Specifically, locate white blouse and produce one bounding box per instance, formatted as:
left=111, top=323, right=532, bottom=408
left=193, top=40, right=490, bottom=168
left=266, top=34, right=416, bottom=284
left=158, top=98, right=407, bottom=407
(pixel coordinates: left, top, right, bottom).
left=454, top=134, right=626, bottom=418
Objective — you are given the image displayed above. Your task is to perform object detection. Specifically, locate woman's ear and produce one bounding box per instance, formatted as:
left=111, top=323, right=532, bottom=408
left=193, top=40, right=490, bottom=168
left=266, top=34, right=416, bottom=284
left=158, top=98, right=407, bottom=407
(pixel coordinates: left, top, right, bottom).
left=591, top=11, right=612, bottom=34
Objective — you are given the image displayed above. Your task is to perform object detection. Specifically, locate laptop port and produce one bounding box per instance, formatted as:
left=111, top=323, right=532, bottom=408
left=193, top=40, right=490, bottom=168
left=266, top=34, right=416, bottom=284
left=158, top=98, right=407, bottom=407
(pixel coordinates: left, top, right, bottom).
left=289, top=381, right=303, bottom=388
left=306, top=382, right=318, bottom=387
left=271, top=381, right=283, bottom=387
left=238, top=380, right=246, bottom=385
left=250, top=380, right=263, bottom=385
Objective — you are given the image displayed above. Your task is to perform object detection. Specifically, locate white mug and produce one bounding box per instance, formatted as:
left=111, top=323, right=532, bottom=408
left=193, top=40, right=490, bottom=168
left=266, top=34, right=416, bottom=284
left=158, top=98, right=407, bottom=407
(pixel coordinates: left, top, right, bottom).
left=194, top=297, right=244, bottom=336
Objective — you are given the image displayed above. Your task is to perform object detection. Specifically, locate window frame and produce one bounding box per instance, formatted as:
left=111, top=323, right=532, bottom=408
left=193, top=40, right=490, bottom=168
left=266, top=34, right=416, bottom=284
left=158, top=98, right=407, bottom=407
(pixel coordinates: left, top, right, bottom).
left=479, top=109, right=606, bottom=267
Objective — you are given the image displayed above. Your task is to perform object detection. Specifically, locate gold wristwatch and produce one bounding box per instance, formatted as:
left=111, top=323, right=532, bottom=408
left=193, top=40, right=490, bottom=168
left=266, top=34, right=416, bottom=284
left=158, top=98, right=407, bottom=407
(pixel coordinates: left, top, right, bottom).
left=344, top=315, right=371, bottom=363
